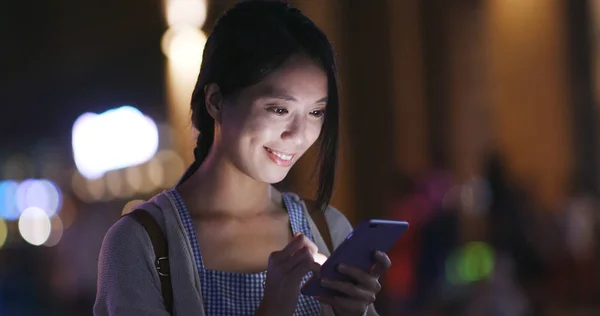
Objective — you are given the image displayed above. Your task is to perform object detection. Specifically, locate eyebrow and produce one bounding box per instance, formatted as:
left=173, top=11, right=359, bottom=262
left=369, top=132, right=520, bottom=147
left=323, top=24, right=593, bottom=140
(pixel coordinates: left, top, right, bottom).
left=263, top=93, right=328, bottom=104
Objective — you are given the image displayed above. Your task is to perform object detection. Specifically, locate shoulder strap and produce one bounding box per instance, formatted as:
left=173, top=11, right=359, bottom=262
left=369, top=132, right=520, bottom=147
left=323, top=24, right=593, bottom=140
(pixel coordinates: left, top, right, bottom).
left=305, top=200, right=334, bottom=252
left=126, top=209, right=174, bottom=315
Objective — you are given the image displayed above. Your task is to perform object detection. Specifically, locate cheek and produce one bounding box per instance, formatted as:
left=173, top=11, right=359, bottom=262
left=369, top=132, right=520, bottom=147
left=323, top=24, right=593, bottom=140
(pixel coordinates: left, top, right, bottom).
left=226, top=115, right=281, bottom=147
left=245, top=117, right=278, bottom=136
left=219, top=113, right=250, bottom=153
left=220, top=118, right=244, bottom=143
left=306, top=121, right=324, bottom=144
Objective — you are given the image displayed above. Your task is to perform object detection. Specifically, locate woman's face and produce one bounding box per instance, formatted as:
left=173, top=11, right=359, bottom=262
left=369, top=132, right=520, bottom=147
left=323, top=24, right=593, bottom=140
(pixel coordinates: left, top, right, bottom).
left=218, top=54, right=328, bottom=184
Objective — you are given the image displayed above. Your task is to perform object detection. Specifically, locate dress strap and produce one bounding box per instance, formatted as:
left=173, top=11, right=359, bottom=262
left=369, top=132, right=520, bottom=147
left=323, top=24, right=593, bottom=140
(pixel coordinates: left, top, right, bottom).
left=281, top=193, right=314, bottom=241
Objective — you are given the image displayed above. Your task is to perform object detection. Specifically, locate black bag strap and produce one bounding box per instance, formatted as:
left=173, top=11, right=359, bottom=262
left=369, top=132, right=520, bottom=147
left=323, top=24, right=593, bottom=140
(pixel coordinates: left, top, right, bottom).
left=126, top=209, right=173, bottom=315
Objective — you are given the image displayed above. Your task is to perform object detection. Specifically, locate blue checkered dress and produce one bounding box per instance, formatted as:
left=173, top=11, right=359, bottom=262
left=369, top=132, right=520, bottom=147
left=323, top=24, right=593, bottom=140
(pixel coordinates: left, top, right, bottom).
left=167, top=189, right=322, bottom=316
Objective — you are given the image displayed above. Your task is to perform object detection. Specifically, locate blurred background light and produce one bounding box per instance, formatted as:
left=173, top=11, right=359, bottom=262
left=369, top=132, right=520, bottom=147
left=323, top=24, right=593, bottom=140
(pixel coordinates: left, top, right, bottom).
left=445, top=241, right=495, bottom=285
left=43, top=216, right=64, bottom=247
left=18, top=206, right=52, bottom=246
left=86, top=177, right=106, bottom=202
left=125, top=165, right=143, bottom=193
left=161, top=26, right=206, bottom=67
left=146, top=157, right=165, bottom=190
left=166, top=0, right=207, bottom=28
left=0, top=219, right=7, bottom=249
left=16, top=179, right=37, bottom=211
left=105, top=170, right=124, bottom=199
left=59, top=195, right=78, bottom=230
left=0, top=180, right=21, bottom=220
left=72, top=106, right=159, bottom=180
left=156, top=149, right=186, bottom=188
left=16, top=179, right=63, bottom=218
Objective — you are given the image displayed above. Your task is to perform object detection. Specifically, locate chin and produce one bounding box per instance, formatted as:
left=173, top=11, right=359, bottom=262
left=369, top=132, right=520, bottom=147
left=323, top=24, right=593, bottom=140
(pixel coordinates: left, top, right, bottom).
left=250, top=166, right=292, bottom=184
left=257, top=171, right=290, bottom=184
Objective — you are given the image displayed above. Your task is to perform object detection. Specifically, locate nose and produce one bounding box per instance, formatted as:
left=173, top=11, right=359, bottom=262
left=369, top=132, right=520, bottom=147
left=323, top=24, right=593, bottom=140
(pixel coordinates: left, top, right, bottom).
left=280, top=114, right=307, bottom=146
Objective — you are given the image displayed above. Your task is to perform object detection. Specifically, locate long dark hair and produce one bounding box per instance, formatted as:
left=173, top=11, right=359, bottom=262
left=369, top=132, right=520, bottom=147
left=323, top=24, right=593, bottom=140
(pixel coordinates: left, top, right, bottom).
left=178, top=0, right=340, bottom=212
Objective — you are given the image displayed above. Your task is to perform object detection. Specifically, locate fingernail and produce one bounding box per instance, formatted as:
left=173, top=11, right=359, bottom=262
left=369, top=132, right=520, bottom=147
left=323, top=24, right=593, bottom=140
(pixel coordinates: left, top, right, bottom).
left=337, top=263, right=346, bottom=270
left=321, top=279, right=330, bottom=285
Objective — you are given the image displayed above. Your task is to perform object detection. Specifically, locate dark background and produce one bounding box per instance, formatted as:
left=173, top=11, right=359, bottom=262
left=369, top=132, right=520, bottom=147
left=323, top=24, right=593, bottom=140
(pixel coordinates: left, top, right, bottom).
left=1, top=0, right=600, bottom=315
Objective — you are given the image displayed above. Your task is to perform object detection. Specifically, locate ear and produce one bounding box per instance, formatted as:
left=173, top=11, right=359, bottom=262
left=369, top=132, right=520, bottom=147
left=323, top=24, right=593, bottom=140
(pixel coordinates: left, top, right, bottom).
left=204, top=83, right=224, bottom=122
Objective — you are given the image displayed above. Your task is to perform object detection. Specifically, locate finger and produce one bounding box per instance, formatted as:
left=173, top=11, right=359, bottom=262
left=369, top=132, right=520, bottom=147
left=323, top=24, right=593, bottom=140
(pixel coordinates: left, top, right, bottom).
left=285, top=247, right=322, bottom=279
left=320, top=279, right=376, bottom=303
left=281, top=234, right=318, bottom=256
left=338, top=264, right=381, bottom=293
left=298, top=235, right=319, bottom=255
left=281, top=246, right=312, bottom=272
left=281, top=233, right=307, bottom=256
left=370, top=250, right=392, bottom=277
left=289, top=256, right=320, bottom=280
left=269, top=250, right=285, bottom=265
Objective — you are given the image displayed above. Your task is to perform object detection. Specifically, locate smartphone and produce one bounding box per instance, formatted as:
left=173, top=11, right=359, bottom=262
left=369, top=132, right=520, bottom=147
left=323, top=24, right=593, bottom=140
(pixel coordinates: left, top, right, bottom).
left=301, top=219, right=408, bottom=297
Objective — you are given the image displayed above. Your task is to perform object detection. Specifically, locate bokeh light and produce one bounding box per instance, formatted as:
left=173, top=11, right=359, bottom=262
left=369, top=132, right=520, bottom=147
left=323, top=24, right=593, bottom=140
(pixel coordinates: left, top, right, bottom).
left=147, top=157, right=165, bottom=190
left=0, top=180, right=20, bottom=220
left=59, top=195, right=78, bottom=230
left=105, top=170, right=124, bottom=198
left=44, top=215, right=64, bottom=247
left=125, top=165, right=143, bottom=193
left=445, top=241, right=495, bottom=285
left=161, top=26, right=207, bottom=66
left=72, top=106, right=159, bottom=180
left=86, top=177, right=106, bottom=201
left=0, top=219, right=7, bottom=249
left=166, top=0, right=207, bottom=28
left=72, top=170, right=92, bottom=202
left=40, top=179, right=64, bottom=216
left=18, top=206, right=52, bottom=246
left=156, top=149, right=186, bottom=188
left=460, top=178, right=492, bottom=214
left=158, top=123, right=176, bottom=149
left=16, top=179, right=62, bottom=217
left=16, top=179, right=36, bottom=210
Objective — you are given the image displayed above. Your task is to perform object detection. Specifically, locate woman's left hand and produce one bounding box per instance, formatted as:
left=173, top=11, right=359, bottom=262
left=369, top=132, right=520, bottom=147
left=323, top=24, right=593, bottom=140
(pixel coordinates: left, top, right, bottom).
left=317, top=250, right=391, bottom=316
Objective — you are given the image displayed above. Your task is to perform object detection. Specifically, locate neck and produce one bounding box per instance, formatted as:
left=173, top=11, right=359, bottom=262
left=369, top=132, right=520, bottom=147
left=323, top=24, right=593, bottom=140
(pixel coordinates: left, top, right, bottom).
left=177, top=150, right=282, bottom=217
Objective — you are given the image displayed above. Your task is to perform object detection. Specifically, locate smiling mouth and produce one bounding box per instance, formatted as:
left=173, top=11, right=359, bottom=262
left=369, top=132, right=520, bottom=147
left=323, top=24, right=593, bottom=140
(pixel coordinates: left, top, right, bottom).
left=265, top=147, right=295, bottom=161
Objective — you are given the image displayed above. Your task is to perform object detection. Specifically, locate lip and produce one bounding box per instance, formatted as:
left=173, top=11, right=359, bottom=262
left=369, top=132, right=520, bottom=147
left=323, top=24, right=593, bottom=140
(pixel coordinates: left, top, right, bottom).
left=264, top=147, right=295, bottom=167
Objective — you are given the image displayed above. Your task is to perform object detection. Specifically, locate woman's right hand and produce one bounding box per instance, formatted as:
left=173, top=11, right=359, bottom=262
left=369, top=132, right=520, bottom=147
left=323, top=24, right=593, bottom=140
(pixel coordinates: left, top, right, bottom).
left=257, top=232, right=322, bottom=316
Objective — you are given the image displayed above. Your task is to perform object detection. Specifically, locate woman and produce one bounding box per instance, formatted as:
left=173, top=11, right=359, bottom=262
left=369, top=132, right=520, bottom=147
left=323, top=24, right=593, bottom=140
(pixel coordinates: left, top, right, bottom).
left=94, top=1, right=391, bottom=315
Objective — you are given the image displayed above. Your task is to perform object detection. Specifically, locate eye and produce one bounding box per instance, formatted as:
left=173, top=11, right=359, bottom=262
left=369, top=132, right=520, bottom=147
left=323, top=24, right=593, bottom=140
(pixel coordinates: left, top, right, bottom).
left=310, top=109, right=325, bottom=118
left=267, top=107, right=288, bottom=115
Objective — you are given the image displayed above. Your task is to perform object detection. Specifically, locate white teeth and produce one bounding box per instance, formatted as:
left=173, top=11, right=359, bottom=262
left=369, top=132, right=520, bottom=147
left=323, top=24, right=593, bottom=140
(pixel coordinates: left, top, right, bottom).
left=267, top=148, right=293, bottom=160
